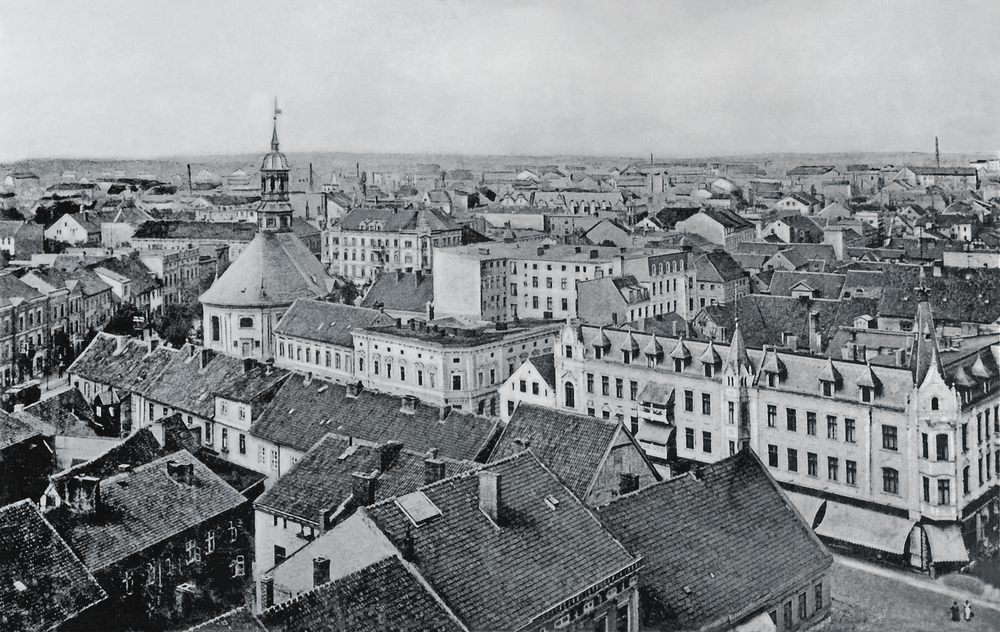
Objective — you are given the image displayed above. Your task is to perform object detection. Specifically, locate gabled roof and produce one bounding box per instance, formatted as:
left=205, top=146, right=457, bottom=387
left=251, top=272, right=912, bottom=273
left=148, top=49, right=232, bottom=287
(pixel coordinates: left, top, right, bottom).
left=596, top=450, right=832, bottom=631
left=0, top=500, right=106, bottom=632
left=786, top=165, right=836, bottom=176
left=183, top=606, right=266, bottom=632
left=340, top=208, right=460, bottom=233
left=364, top=451, right=638, bottom=631
left=768, top=271, right=846, bottom=299
left=255, top=434, right=478, bottom=526
left=48, top=450, right=248, bottom=571
left=258, top=556, right=466, bottom=632
left=488, top=404, right=657, bottom=500
left=910, top=166, right=977, bottom=176
left=67, top=334, right=176, bottom=394
left=51, top=428, right=168, bottom=482
left=200, top=231, right=336, bottom=308
left=275, top=299, right=394, bottom=347
left=524, top=353, right=555, bottom=390
left=693, top=251, right=747, bottom=284
left=251, top=378, right=499, bottom=462
left=360, top=271, right=434, bottom=314
left=14, top=388, right=97, bottom=439
left=877, top=265, right=1000, bottom=324
left=0, top=409, right=43, bottom=449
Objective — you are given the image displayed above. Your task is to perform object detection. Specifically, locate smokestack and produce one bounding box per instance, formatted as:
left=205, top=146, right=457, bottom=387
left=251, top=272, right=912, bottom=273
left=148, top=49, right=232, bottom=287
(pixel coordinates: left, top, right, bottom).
left=808, top=311, right=821, bottom=354
left=187, top=164, right=193, bottom=196
left=312, top=557, right=330, bottom=587
left=935, top=136, right=940, bottom=168
left=478, top=471, right=501, bottom=523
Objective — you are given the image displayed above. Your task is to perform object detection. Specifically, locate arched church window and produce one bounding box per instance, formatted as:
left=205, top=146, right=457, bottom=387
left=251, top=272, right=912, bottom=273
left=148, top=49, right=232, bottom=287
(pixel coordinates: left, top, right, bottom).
left=239, top=317, right=254, bottom=329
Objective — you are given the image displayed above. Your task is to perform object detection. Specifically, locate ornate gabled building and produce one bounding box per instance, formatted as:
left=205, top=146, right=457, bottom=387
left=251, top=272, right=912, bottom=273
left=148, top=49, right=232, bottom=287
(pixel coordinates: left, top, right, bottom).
left=200, top=106, right=337, bottom=360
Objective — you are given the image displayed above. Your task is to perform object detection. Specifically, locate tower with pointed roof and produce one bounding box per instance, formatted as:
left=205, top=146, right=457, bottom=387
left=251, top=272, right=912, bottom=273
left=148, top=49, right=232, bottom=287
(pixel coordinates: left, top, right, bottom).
left=200, top=102, right=337, bottom=360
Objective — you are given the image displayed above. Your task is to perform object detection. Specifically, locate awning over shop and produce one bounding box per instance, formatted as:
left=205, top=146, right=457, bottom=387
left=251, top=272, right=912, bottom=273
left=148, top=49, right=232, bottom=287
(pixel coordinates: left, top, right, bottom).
left=782, top=490, right=826, bottom=526
left=733, top=612, right=777, bottom=632
left=814, top=501, right=914, bottom=555
left=923, top=524, right=969, bottom=563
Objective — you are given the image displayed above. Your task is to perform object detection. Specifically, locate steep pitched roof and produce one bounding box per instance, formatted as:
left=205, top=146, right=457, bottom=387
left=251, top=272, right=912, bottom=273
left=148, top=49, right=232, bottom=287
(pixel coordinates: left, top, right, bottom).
left=768, top=271, right=846, bottom=299
left=274, top=299, right=394, bottom=347
left=526, top=353, right=556, bottom=390
left=878, top=265, right=1000, bottom=324
left=14, top=388, right=97, bottom=438
left=183, top=606, right=266, bottom=632
left=364, top=452, right=638, bottom=631
left=258, top=556, right=466, bottom=632
left=0, top=500, right=106, bottom=632
left=48, top=450, right=248, bottom=571
left=200, top=231, right=335, bottom=307
left=255, top=434, right=477, bottom=526
left=360, top=271, right=434, bottom=314
left=51, top=428, right=168, bottom=482
left=694, top=251, right=747, bottom=283
left=67, top=333, right=177, bottom=394
left=0, top=409, right=43, bottom=450
left=596, top=450, right=832, bottom=631
left=251, top=378, right=499, bottom=462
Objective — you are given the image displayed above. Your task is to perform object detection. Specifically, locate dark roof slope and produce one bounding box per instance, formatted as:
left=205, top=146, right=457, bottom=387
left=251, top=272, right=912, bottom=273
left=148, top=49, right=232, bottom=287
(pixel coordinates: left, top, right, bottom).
left=51, top=427, right=167, bottom=482
left=694, top=251, right=747, bottom=283
left=597, top=450, right=832, bottom=631
left=489, top=404, right=636, bottom=500
left=14, top=388, right=97, bottom=438
left=0, top=500, right=106, bottom=632
left=360, top=271, right=434, bottom=314
left=768, top=271, right=846, bottom=299
left=251, top=378, right=499, bottom=462
left=255, top=434, right=477, bottom=526
left=67, top=334, right=176, bottom=393
left=527, top=353, right=555, bottom=389
left=365, top=451, right=637, bottom=631
left=48, top=450, right=248, bottom=571
left=183, top=606, right=266, bottom=632
left=878, top=265, right=1000, bottom=324
left=0, top=409, right=43, bottom=449
left=274, top=299, right=394, bottom=347
left=258, top=556, right=465, bottom=632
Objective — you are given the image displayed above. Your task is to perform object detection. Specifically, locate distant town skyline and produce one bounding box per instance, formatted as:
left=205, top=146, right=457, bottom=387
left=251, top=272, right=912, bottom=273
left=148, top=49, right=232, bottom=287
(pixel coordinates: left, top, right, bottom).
left=2, top=0, right=1000, bottom=162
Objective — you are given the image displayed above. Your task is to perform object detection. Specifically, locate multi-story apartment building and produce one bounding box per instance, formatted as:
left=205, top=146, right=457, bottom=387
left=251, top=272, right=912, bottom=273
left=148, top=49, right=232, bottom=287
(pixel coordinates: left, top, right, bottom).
left=620, top=248, right=692, bottom=318
left=323, top=208, right=463, bottom=283
left=434, top=243, right=625, bottom=322
left=352, top=318, right=562, bottom=415
left=140, top=246, right=202, bottom=306
left=526, top=294, right=1000, bottom=573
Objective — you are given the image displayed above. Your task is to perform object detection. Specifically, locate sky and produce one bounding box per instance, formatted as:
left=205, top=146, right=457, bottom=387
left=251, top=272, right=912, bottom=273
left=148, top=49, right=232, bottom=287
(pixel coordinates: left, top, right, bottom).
left=2, top=0, right=999, bottom=161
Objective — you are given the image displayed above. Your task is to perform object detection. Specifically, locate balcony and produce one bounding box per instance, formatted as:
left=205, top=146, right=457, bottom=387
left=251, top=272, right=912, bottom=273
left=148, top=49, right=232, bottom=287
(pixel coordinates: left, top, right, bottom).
left=918, top=458, right=956, bottom=478
left=921, top=502, right=958, bottom=522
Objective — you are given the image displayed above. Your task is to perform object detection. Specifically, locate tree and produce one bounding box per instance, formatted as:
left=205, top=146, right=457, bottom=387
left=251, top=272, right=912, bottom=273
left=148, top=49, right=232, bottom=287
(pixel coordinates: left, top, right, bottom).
left=156, top=303, right=197, bottom=348
left=103, top=304, right=143, bottom=337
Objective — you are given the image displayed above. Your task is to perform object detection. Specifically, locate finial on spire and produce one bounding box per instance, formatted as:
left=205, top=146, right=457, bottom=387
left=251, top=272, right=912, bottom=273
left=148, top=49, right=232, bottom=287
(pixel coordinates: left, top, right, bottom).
left=271, top=97, right=282, bottom=151
left=915, top=265, right=931, bottom=301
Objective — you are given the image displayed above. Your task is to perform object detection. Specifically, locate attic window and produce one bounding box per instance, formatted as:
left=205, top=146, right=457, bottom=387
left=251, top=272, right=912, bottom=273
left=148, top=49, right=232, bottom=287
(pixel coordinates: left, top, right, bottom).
left=396, top=491, right=442, bottom=526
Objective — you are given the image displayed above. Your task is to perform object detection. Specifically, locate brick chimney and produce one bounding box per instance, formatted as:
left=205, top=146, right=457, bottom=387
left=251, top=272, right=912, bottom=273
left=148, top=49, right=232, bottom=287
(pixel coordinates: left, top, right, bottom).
left=619, top=472, right=640, bottom=495
left=243, top=358, right=256, bottom=374
left=313, top=557, right=331, bottom=587
left=62, top=475, right=101, bottom=515
left=351, top=471, right=378, bottom=506
left=378, top=441, right=404, bottom=472
left=200, top=348, right=215, bottom=370
left=260, top=576, right=274, bottom=609
left=400, top=395, right=418, bottom=414
left=438, top=405, right=451, bottom=422
left=424, top=449, right=446, bottom=485
left=346, top=382, right=362, bottom=399
left=166, top=461, right=195, bottom=486
left=478, top=471, right=501, bottom=523
left=808, top=311, right=821, bottom=354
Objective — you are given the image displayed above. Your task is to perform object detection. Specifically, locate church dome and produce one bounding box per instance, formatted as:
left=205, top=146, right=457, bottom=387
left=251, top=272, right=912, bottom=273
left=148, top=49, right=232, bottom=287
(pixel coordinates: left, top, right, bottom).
left=261, top=150, right=289, bottom=172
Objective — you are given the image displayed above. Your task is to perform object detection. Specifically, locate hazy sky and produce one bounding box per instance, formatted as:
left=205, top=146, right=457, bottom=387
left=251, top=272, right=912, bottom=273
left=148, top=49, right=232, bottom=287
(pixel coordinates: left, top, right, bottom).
left=2, top=0, right=999, bottom=161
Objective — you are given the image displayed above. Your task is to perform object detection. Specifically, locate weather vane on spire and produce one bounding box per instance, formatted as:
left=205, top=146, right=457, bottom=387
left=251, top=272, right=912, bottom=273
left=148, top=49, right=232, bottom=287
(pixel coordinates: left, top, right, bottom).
left=271, top=97, right=282, bottom=151
left=274, top=97, right=282, bottom=123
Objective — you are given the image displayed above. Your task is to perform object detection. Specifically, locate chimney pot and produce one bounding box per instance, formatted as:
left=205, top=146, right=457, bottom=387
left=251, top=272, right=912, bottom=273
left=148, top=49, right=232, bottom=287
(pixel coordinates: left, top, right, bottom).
left=478, top=471, right=501, bottom=522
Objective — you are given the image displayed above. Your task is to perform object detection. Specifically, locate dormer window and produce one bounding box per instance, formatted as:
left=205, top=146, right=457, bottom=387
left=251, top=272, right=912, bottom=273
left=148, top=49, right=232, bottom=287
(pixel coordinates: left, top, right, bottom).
left=860, top=386, right=872, bottom=402
left=818, top=360, right=842, bottom=396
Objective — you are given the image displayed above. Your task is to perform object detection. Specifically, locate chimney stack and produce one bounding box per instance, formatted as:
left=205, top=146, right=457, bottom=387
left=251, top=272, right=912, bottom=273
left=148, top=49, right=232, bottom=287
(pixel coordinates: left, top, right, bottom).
left=438, top=405, right=451, bottom=421
left=351, top=471, right=379, bottom=506
left=243, top=357, right=256, bottom=374
left=478, top=471, right=501, bottom=523
left=424, top=449, right=446, bottom=484
left=808, top=311, right=821, bottom=354
left=619, top=472, right=640, bottom=495
left=167, top=460, right=195, bottom=486
left=260, top=576, right=274, bottom=610
left=200, top=348, right=215, bottom=370
left=313, top=557, right=331, bottom=588
left=378, top=441, right=404, bottom=472
left=147, top=338, right=159, bottom=354
left=346, top=382, right=361, bottom=399
left=62, top=475, right=101, bottom=515
left=401, top=395, right=418, bottom=414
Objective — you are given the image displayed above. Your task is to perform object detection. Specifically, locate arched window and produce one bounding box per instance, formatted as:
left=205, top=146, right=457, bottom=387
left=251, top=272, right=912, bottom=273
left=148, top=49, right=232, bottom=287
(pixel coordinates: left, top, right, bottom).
left=931, top=397, right=939, bottom=411
left=211, top=316, right=220, bottom=342
left=239, top=317, right=253, bottom=329
left=564, top=382, right=575, bottom=408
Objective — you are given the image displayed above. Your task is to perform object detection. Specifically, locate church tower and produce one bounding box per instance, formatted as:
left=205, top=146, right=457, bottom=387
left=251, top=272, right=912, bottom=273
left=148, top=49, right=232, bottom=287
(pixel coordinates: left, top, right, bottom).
left=200, top=101, right=337, bottom=359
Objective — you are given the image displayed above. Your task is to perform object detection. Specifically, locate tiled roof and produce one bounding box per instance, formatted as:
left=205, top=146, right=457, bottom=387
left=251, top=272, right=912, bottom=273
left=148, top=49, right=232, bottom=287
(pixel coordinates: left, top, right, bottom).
left=878, top=265, right=1000, bottom=324
left=767, top=271, right=846, bottom=299
left=693, top=251, right=747, bottom=283
left=133, top=220, right=258, bottom=242
left=786, top=165, right=836, bottom=176
left=258, top=556, right=466, bottom=632
left=527, top=353, right=555, bottom=389
left=340, top=208, right=460, bottom=233
left=256, top=434, right=477, bottom=526
left=488, top=404, right=654, bottom=500
left=67, top=333, right=176, bottom=393
left=135, top=346, right=291, bottom=419
left=0, top=274, right=44, bottom=308
left=274, top=299, right=394, bottom=347
left=360, top=271, right=434, bottom=314
left=910, top=166, right=977, bottom=176
left=89, top=255, right=160, bottom=297
left=52, top=427, right=168, bottom=481
left=251, top=378, right=499, bottom=461
left=14, top=388, right=97, bottom=438
left=0, top=500, right=107, bottom=632
left=0, top=409, right=43, bottom=449
left=183, top=606, right=266, bottom=632
left=596, top=450, right=832, bottom=631
left=697, top=207, right=753, bottom=231
left=48, top=450, right=248, bottom=571
left=200, top=231, right=336, bottom=307
left=365, top=451, right=638, bottom=631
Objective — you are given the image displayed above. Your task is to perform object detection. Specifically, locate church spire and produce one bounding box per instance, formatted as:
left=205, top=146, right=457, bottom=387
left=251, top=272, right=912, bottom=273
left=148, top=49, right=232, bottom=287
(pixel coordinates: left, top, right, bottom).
left=725, top=315, right=753, bottom=375
left=271, top=97, right=282, bottom=151
left=910, top=268, right=944, bottom=387
left=258, top=98, right=292, bottom=232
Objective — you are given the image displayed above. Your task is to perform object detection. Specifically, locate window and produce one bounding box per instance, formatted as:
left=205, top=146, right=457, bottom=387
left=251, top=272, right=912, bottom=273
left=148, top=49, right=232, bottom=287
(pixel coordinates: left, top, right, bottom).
left=702, top=431, right=712, bottom=453
left=205, top=530, right=216, bottom=554
left=728, top=401, right=735, bottom=424
left=684, top=390, right=694, bottom=412
left=602, top=376, right=610, bottom=396
left=861, top=386, right=872, bottom=402
left=586, top=373, right=594, bottom=393
left=729, top=441, right=736, bottom=456
left=258, top=446, right=266, bottom=465
left=452, top=374, right=462, bottom=390
left=783, top=601, right=793, bottom=630
left=787, top=448, right=798, bottom=472
left=239, top=316, right=253, bottom=328
left=564, top=345, right=573, bottom=358
left=564, top=382, right=575, bottom=407
left=545, top=277, right=553, bottom=289
left=532, top=276, right=538, bottom=288
left=786, top=408, right=797, bottom=432
left=701, top=393, right=711, bottom=415
left=232, top=555, right=245, bottom=577
left=561, top=298, right=569, bottom=311
left=221, top=428, right=228, bottom=452
left=615, top=378, right=623, bottom=398
left=938, top=479, right=951, bottom=505
left=828, top=457, right=839, bottom=481
left=629, top=381, right=638, bottom=400
left=519, top=380, right=527, bottom=393
left=931, top=397, right=939, bottom=410
left=767, top=405, right=777, bottom=427
left=767, top=444, right=778, bottom=467
left=685, top=428, right=695, bottom=449
left=882, top=468, right=899, bottom=495
left=964, top=466, right=971, bottom=494
left=846, top=460, right=857, bottom=486
left=882, top=425, right=898, bottom=451
left=239, top=434, right=246, bottom=455
left=532, top=382, right=540, bottom=395
left=274, top=545, right=286, bottom=566
left=936, top=433, right=948, bottom=461
left=845, top=418, right=856, bottom=443
left=806, top=412, right=816, bottom=435
left=814, top=582, right=824, bottom=611
left=211, top=316, right=220, bottom=341
left=186, top=539, right=199, bottom=564
left=979, top=458, right=984, bottom=486
left=923, top=476, right=930, bottom=503
left=270, top=449, right=279, bottom=471
left=204, top=422, right=213, bottom=445
left=798, top=593, right=807, bottom=621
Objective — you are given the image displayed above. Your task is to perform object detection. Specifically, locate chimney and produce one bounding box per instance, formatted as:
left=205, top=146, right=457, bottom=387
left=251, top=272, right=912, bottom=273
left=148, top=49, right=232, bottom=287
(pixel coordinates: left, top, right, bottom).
left=590, top=249, right=599, bottom=259
left=857, top=345, right=867, bottom=362
left=409, top=319, right=416, bottom=331
left=401, top=395, right=418, bottom=414
left=395, top=318, right=402, bottom=329
left=243, top=357, right=256, bottom=374
left=351, top=471, right=378, bottom=506
left=415, top=270, right=423, bottom=286
left=378, top=440, right=404, bottom=472
left=671, top=321, right=678, bottom=337
left=265, top=357, right=274, bottom=375
left=438, top=405, right=451, bottom=421
left=167, top=460, right=195, bottom=485
left=175, top=583, right=195, bottom=619
left=424, top=452, right=446, bottom=485
left=260, top=576, right=274, bottom=610
left=808, top=311, right=821, bottom=354
left=65, top=475, right=101, bottom=515
left=396, top=269, right=404, bottom=282
left=426, top=301, right=435, bottom=321
left=619, top=472, right=640, bottom=495
left=312, top=557, right=331, bottom=587
left=346, top=382, right=361, bottom=399
left=147, top=338, right=159, bottom=354
left=200, top=348, right=215, bottom=370
left=478, top=471, right=501, bottom=523
left=115, top=335, right=127, bottom=354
